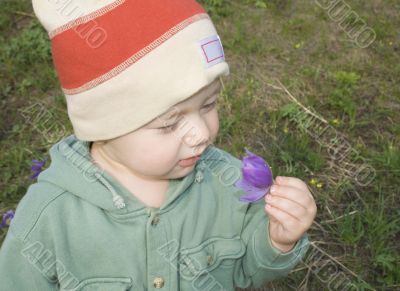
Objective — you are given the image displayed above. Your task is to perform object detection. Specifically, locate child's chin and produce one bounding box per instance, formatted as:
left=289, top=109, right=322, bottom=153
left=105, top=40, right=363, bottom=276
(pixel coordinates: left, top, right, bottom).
left=171, top=167, right=194, bottom=179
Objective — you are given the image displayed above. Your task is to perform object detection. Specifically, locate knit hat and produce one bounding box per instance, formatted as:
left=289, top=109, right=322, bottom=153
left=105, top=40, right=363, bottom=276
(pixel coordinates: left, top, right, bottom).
left=32, top=0, right=230, bottom=141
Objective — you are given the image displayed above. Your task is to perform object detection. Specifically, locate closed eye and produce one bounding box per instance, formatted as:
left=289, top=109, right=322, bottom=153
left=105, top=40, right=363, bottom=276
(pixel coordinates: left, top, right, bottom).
left=157, top=100, right=217, bottom=134
left=157, top=122, right=179, bottom=134
left=203, top=100, right=217, bottom=109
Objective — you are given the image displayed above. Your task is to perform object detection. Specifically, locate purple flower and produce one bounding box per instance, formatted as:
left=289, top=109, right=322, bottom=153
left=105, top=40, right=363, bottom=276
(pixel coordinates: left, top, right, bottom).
left=234, top=148, right=274, bottom=203
left=30, top=158, right=47, bottom=179
left=0, top=210, right=15, bottom=229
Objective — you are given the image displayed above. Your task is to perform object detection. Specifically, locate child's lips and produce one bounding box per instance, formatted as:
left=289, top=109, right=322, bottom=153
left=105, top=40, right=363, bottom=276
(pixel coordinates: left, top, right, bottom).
left=179, top=155, right=201, bottom=167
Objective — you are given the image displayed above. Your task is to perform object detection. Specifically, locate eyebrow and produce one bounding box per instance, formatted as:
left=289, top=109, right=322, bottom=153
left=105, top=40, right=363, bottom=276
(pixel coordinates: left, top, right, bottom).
left=155, top=82, right=221, bottom=124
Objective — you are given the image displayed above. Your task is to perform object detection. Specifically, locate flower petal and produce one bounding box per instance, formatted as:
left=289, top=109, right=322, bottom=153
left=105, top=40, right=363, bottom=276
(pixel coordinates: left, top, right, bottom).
left=242, top=166, right=272, bottom=188
left=0, top=210, right=14, bottom=228
left=234, top=148, right=274, bottom=203
left=234, top=178, right=261, bottom=192
left=29, top=158, right=47, bottom=180
left=239, top=187, right=268, bottom=202
left=241, top=149, right=273, bottom=188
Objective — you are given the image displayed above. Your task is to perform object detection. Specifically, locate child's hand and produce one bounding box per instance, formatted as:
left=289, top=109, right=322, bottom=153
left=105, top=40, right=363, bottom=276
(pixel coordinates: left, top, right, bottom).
left=264, top=176, right=317, bottom=253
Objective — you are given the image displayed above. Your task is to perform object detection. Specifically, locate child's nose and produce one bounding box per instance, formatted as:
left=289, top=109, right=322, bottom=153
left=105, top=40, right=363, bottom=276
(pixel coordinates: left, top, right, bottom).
left=181, top=116, right=210, bottom=149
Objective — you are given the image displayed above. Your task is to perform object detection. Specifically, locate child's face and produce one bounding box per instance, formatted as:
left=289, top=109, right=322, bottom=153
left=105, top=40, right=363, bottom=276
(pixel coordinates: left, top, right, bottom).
left=92, top=79, right=221, bottom=181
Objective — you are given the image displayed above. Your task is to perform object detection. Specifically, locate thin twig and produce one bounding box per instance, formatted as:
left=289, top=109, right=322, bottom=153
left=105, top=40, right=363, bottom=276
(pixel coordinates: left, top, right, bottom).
left=219, top=76, right=224, bottom=89
left=291, top=266, right=309, bottom=272
left=13, top=11, right=35, bottom=18
left=311, top=220, right=329, bottom=234
left=275, top=79, right=329, bottom=124
left=310, top=242, right=360, bottom=279
left=325, top=205, right=334, bottom=219
left=321, top=210, right=358, bottom=224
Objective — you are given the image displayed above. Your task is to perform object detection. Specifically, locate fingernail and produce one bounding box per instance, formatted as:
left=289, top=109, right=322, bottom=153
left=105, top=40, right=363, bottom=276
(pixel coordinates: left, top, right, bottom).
left=270, top=186, right=276, bottom=193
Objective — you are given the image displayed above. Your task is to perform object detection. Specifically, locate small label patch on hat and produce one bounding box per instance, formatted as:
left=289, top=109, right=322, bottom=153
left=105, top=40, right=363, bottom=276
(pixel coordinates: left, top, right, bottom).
left=198, top=34, right=225, bottom=68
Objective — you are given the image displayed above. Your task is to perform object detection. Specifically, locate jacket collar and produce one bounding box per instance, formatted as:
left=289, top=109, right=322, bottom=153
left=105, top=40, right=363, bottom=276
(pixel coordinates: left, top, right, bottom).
left=39, top=134, right=212, bottom=215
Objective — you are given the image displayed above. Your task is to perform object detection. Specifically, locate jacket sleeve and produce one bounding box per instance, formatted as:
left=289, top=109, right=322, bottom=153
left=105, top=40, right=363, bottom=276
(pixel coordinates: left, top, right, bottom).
left=0, top=228, right=58, bottom=291
left=233, top=199, right=310, bottom=289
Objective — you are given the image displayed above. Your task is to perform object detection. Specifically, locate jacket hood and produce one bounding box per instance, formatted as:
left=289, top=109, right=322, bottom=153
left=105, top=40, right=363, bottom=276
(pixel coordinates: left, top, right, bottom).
left=37, top=134, right=214, bottom=214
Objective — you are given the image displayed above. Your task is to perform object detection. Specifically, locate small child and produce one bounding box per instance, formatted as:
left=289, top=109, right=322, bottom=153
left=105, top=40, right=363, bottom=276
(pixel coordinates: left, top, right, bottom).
left=0, top=0, right=317, bottom=290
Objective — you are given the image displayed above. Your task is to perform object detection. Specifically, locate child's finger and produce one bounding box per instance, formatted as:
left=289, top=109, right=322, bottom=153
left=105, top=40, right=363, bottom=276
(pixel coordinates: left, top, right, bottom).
left=270, top=185, right=312, bottom=208
left=265, top=202, right=299, bottom=228
left=275, top=176, right=309, bottom=192
left=265, top=195, right=307, bottom=221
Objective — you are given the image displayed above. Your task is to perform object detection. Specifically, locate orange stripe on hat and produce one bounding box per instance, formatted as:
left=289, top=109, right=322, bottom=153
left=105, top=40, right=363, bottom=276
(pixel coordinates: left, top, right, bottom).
left=51, top=0, right=206, bottom=93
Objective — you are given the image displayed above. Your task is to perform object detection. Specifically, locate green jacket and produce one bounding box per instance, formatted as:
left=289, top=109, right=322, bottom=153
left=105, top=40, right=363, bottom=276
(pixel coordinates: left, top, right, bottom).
left=0, top=134, right=309, bottom=290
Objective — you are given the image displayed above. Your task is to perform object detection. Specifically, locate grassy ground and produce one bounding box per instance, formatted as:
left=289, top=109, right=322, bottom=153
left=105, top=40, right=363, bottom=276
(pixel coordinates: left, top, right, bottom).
left=1, top=0, right=399, bottom=290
